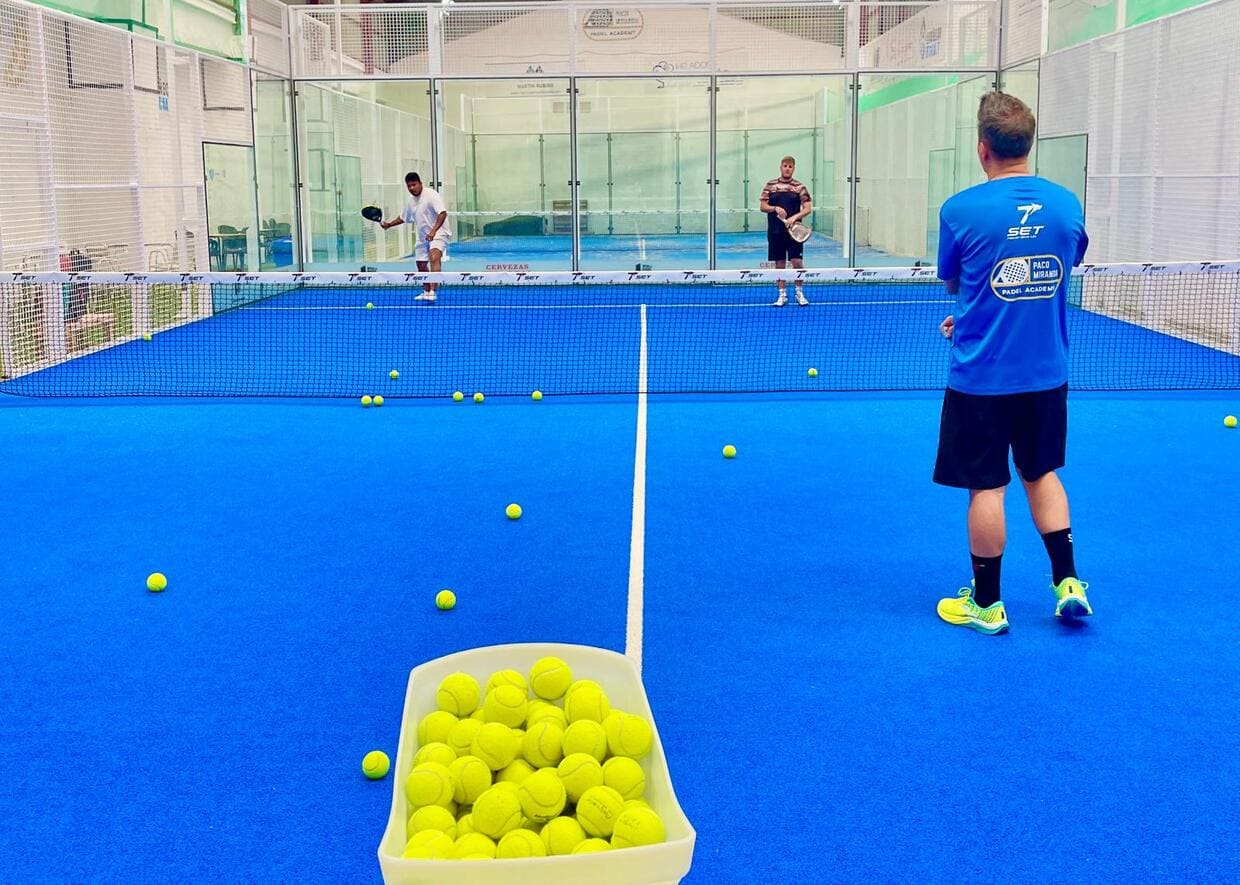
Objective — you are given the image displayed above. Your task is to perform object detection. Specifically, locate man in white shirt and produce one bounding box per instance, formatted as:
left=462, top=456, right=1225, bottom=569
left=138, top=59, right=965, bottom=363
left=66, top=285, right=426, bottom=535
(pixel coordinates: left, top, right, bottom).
left=381, top=172, right=451, bottom=302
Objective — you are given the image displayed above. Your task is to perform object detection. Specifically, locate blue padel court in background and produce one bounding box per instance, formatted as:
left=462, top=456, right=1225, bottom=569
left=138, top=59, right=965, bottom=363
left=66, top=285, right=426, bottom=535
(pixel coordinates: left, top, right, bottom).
left=2, top=270, right=1238, bottom=882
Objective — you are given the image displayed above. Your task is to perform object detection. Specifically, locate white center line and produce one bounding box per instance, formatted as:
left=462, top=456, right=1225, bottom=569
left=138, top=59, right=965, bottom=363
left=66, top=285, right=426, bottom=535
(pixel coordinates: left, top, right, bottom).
left=625, top=303, right=648, bottom=672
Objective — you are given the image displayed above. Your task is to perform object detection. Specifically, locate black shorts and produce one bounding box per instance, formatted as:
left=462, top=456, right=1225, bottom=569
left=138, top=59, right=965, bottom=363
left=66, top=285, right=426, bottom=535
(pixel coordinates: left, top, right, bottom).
left=767, top=226, right=803, bottom=262
left=933, top=383, right=1068, bottom=489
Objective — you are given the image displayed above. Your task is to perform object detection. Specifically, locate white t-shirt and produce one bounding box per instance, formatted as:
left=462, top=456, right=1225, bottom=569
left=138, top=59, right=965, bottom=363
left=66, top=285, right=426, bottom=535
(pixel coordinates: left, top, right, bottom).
left=401, top=188, right=451, bottom=241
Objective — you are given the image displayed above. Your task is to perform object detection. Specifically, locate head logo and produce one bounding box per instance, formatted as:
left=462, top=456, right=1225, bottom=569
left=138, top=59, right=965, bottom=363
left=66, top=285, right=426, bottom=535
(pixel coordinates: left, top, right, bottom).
left=1016, top=203, right=1042, bottom=224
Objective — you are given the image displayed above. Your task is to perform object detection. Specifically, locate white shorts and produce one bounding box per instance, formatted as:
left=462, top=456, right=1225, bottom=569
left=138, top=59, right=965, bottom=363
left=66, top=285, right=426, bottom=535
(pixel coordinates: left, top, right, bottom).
left=415, top=236, right=449, bottom=262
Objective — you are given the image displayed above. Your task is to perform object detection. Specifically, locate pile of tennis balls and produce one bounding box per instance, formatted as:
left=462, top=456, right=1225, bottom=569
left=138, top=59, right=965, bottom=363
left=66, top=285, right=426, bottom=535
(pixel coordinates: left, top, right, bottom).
left=401, top=656, right=667, bottom=861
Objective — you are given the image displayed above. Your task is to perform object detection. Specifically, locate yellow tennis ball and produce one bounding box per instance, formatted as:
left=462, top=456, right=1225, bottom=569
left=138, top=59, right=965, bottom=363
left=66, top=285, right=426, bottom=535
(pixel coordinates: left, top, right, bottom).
left=407, top=803, right=458, bottom=839
left=361, top=750, right=390, bottom=779
left=497, top=758, right=535, bottom=784
left=453, top=832, right=496, bottom=859
left=523, top=720, right=565, bottom=769
left=142, top=332, right=152, bottom=342
left=1225, top=415, right=1238, bottom=428
left=452, top=391, right=464, bottom=401
left=401, top=829, right=454, bottom=859
left=413, top=742, right=457, bottom=768
left=404, top=762, right=455, bottom=809
left=564, top=681, right=611, bottom=724
left=470, top=722, right=519, bottom=770
left=373, top=395, right=384, bottom=407
left=573, top=837, right=611, bottom=854
left=449, top=755, right=493, bottom=805
left=471, top=787, right=523, bottom=839
left=529, top=657, right=573, bottom=700
left=446, top=717, right=483, bottom=757
left=540, top=815, right=586, bottom=855
left=505, top=503, right=522, bottom=520
left=623, top=798, right=652, bottom=812
left=473, top=392, right=484, bottom=403
left=390, top=370, right=400, bottom=380
left=576, top=785, right=625, bottom=838
left=610, top=806, right=666, bottom=849
left=491, top=780, right=521, bottom=797
left=487, top=669, right=528, bottom=694
left=360, top=395, right=372, bottom=407
left=455, top=812, right=477, bottom=836
left=435, top=589, right=455, bottom=610
left=518, top=768, right=567, bottom=823
left=531, top=390, right=543, bottom=401
left=437, top=672, right=481, bottom=716
left=483, top=683, right=529, bottom=728
left=526, top=701, right=567, bottom=729
left=602, top=756, right=645, bottom=800
left=808, top=367, right=818, bottom=377
left=365, top=302, right=375, bottom=311
left=557, top=753, right=604, bottom=802
left=146, top=572, right=167, bottom=592
left=497, top=828, right=546, bottom=858
left=722, top=444, right=736, bottom=459
left=561, top=719, right=608, bottom=762
left=417, top=710, right=459, bottom=746
left=603, top=711, right=654, bottom=759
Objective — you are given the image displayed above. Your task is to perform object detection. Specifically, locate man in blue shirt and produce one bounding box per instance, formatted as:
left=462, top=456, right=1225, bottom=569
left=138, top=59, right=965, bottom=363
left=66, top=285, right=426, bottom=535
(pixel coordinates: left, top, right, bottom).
left=934, top=92, right=1094, bottom=634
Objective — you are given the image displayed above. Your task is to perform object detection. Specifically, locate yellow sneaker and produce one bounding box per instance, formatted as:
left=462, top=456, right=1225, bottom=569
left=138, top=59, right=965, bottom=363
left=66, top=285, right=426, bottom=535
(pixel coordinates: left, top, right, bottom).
left=937, top=587, right=1009, bottom=634
left=1053, top=577, right=1093, bottom=618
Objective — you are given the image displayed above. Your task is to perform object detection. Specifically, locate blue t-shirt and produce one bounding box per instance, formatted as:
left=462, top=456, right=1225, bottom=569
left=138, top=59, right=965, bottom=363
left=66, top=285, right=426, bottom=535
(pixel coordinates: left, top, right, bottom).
left=938, top=176, right=1088, bottom=395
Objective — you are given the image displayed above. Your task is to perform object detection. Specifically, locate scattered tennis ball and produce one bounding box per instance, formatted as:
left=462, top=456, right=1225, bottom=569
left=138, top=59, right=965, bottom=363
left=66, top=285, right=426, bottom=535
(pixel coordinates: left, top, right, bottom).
left=373, top=395, right=384, bottom=407
left=531, top=390, right=543, bottom=401
left=452, top=391, right=464, bottom=402
left=722, top=444, right=736, bottom=459
left=808, top=367, right=818, bottom=377
left=435, top=589, right=456, bottom=610
left=360, top=395, right=372, bottom=407
left=365, top=302, right=375, bottom=310
left=142, top=332, right=152, bottom=342
left=473, top=392, right=485, bottom=403
left=389, top=370, right=399, bottom=380
left=505, top=503, right=522, bottom=520
left=1226, top=415, right=1237, bottom=428
left=145, top=572, right=167, bottom=593
left=529, top=656, right=573, bottom=700
left=361, top=750, right=389, bottom=779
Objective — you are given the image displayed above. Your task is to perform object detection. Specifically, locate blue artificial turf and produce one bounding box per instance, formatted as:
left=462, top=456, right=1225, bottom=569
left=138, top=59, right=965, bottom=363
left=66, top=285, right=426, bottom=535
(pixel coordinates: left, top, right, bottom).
left=642, top=392, right=1240, bottom=884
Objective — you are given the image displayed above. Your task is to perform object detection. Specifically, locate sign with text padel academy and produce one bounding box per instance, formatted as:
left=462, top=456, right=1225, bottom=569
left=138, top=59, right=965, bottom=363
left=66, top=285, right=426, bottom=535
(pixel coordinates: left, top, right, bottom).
left=582, top=8, right=644, bottom=40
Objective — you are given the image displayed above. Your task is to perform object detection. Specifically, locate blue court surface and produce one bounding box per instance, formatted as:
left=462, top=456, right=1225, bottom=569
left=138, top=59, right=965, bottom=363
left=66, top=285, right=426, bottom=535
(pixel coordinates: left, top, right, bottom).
left=1, top=383, right=1238, bottom=882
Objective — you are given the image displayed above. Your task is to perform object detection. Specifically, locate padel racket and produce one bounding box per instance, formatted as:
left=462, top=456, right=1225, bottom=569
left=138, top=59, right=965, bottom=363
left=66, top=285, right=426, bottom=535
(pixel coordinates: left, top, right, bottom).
left=361, top=206, right=383, bottom=223
left=788, top=220, right=811, bottom=244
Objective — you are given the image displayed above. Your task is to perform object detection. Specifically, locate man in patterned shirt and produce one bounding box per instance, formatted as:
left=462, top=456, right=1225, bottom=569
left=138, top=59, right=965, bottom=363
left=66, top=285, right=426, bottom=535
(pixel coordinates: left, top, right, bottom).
left=760, top=155, right=812, bottom=306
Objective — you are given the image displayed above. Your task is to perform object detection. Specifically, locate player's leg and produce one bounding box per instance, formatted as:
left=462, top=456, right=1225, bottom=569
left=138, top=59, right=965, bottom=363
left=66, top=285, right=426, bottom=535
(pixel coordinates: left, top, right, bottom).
left=426, top=245, right=444, bottom=299
left=769, top=233, right=788, bottom=306
left=934, top=388, right=1012, bottom=633
left=1013, top=385, right=1092, bottom=618
left=790, top=253, right=807, bottom=305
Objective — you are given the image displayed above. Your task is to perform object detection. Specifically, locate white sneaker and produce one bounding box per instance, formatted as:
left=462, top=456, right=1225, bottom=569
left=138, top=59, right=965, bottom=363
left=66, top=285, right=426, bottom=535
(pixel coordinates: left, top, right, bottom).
left=772, top=293, right=788, bottom=307
left=795, top=290, right=809, bottom=306
left=415, top=292, right=437, bottom=302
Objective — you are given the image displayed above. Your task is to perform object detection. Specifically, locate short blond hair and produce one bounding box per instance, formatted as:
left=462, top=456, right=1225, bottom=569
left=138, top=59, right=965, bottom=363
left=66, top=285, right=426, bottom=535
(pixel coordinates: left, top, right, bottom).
left=977, top=92, right=1036, bottom=159
left=781, top=155, right=796, bottom=165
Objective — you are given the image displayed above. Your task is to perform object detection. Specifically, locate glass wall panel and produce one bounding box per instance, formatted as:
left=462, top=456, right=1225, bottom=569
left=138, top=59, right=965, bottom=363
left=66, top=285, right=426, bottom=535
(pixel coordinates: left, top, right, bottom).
left=576, top=78, right=710, bottom=270
left=856, top=73, right=990, bottom=265
left=297, top=81, right=431, bottom=270
left=203, top=142, right=258, bottom=270
left=715, top=76, right=851, bottom=269
left=1000, top=63, right=1040, bottom=171
left=439, top=80, right=572, bottom=271
left=254, top=75, right=297, bottom=269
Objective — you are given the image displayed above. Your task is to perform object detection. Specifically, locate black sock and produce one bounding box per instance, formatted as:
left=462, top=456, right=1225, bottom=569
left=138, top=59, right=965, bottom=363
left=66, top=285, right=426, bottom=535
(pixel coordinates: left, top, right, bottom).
left=1042, top=528, right=1077, bottom=586
left=970, top=553, right=1003, bottom=608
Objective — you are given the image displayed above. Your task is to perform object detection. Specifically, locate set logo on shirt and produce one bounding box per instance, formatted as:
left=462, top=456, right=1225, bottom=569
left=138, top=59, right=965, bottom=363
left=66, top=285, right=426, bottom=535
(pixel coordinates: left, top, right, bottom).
left=1008, top=202, right=1044, bottom=240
